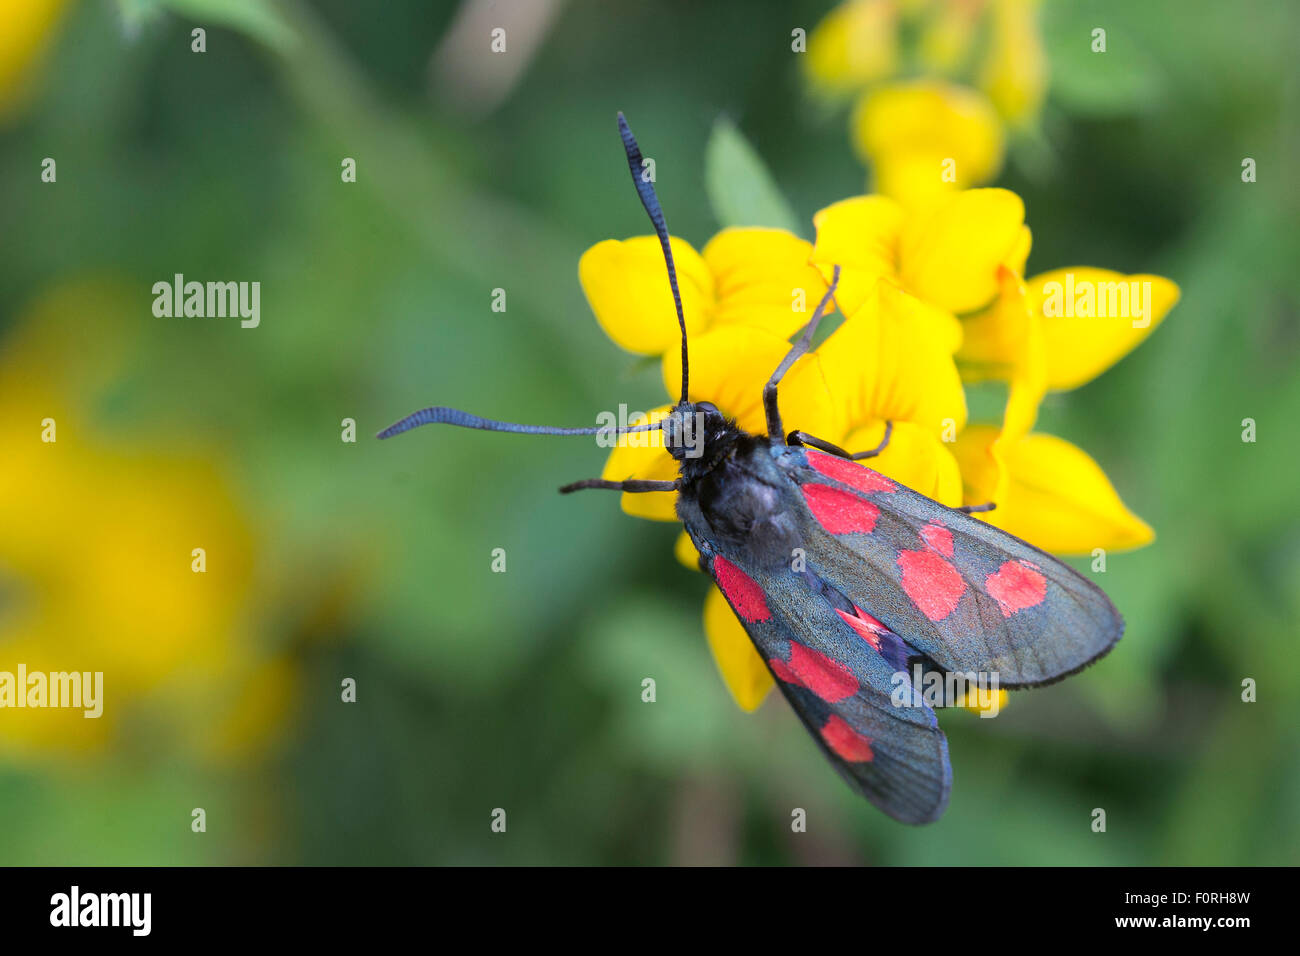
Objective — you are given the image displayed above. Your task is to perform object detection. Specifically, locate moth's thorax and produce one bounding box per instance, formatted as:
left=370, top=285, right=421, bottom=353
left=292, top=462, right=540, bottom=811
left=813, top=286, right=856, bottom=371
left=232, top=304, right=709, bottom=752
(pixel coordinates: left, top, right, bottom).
left=676, top=430, right=802, bottom=570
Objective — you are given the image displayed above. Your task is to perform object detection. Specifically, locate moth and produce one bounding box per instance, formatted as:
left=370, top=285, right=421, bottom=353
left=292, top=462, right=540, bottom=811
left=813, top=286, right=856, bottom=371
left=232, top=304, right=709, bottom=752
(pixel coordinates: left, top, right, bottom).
left=380, top=113, right=1123, bottom=824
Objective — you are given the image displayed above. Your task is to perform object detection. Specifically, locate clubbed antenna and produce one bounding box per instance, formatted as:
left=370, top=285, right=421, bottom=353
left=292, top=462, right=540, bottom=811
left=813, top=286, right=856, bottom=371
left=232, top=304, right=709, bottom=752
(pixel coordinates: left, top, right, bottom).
left=376, top=406, right=665, bottom=440
left=617, top=111, right=689, bottom=405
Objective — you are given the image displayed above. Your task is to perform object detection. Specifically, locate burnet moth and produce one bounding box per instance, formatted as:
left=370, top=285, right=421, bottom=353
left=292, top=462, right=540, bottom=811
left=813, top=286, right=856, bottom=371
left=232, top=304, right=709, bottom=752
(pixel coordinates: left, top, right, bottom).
left=379, top=113, right=1123, bottom=824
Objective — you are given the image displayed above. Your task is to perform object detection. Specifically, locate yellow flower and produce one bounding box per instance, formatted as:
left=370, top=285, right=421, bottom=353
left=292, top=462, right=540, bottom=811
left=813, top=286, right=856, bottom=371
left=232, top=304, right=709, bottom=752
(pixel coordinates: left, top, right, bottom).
left=0, top=280, right=296, bottom=762
left=810, top=187, right=1031, bottom=343
left=803, top=0, right=899, bottom=97
left=850, top=80, right=1005, bottom=203
left=579, top=228, right=827, bottom=357
left=805, top=0, right=1052, bottom=197
left=978, top=0, right=1048, bottom=128
left=916, top=0, right=982, bottom=74
left=0, top=0, right=70, bottom=118
left=955, top=265, right=1180, bottom=554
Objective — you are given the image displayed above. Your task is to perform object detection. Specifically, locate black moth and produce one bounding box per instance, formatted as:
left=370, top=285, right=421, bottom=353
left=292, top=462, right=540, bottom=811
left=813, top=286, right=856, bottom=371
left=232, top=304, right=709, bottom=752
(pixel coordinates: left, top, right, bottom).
left=379, top=113, right=1123, bottom=824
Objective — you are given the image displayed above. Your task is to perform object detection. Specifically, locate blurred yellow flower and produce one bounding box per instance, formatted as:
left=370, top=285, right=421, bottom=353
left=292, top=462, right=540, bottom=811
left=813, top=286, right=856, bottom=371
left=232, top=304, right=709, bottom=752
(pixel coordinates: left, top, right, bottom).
left=0, top=280, right=296, bottom=762
left=0, top=0, right=70, bottom=118
left=806, top=0, right=1051, bottom=201
left=851, top=80, right=1005, bottom=203
left=581, top=187, right=1174, bottom=712
left=916, top=0, right=981, bottom=73
left=803, top=0, right=899, bottom=96
left=979, top=0, right=1049, bottom=128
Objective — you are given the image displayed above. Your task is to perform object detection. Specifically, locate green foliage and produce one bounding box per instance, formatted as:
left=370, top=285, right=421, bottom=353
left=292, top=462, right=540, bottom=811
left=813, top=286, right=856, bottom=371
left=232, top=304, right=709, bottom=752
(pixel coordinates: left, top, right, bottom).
left=705, top=116, right=803, bottom=236
left=119, top=0, right=296, bottom=51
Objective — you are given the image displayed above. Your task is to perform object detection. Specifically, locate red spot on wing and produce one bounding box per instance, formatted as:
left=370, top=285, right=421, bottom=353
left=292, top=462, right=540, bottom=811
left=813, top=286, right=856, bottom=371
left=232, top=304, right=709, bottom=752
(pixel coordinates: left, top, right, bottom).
left=805, top=449, right=896, bottom=494
left=985, top=559, right=1048, bottom=617
left=897, top=549, right=966, bottom=621
left=802, top=484, right=880, bottom=535
left=920, top=521, right=954, bottom=558
left=820, top=715, right=875, bottom=763
left=712, top=556, right=770, bottom=623
left=768, top=641, right=858, bottom=702
left=835, top=605, right=888, bottom=651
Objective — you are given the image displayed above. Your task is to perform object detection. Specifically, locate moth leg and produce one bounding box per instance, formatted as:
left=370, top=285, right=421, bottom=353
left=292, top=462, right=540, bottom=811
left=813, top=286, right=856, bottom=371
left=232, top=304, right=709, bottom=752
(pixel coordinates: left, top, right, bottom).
left=786, top=430, right=853, bottom=459
left=957, top=502, right=997, bottom=514
left=763, top=265, right=841, bottom=440
left=558, top=478, right=681, bottom=494
left=850, top=420, right=893, bottom=460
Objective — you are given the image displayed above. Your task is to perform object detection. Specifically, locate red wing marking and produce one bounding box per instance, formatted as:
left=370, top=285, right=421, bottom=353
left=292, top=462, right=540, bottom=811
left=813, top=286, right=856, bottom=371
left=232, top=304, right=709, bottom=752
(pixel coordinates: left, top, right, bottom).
left=802, top=483, right=880, bottom=535
left=920, top=521, right=954, bottom=558
left=805, top=449, right=896, bottom=494
left=820, top=715, right=875, bottom=763
left=768, top=641, right=859, bottom=703
left=835, top=605, right=889, bottom=651
left=985, top=559, right=1048, bottom=617
left=897, top=549, right=966, bottom=621
left=712, top=556, right=771, bottom=623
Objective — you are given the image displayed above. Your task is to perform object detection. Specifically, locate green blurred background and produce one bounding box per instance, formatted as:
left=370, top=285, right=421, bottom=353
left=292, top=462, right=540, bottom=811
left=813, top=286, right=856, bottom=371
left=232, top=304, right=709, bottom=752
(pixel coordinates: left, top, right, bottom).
left=1, top=0, right=1297, bottom=865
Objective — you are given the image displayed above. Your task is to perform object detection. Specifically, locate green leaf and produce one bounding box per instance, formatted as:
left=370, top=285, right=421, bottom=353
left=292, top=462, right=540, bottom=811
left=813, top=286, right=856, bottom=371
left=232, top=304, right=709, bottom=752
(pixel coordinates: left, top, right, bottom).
left=120, top=0, right=296, bottom=52
left=704, top=117, right=802, bottom=236
left=1042, top=3, right=1163, bottom=117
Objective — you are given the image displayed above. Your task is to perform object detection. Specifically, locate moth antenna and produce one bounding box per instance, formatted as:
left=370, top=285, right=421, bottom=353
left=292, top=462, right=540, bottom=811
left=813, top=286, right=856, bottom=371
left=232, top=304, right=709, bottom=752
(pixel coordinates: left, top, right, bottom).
left=376, top=406, right=665, bottom=440
left=617, top=111, right=690, bottom=406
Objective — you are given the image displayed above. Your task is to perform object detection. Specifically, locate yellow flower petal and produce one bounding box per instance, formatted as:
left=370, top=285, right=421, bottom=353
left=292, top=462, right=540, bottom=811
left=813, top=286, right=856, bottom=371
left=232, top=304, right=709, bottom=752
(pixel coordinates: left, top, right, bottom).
left=996, top=272, right=1047, bottom=449
left=899, top=188, right=1025, bottom=314
left=674, top=529, right=700, bottom=571
left=807, top=280, right=968, bottom=439
left=803, top=0, right=899, bottom=96
left=851, top=81, right=1005, bottom=203
left=952, top=426, right=1155, bottom=555
left=1006, top=224, right=1032, bottom=276
left=663, top=324, right=837, bottom=438
left=810, top=194, right=905, bottom=318
left=704, top=585, right=774, bottom=712
left=960, top=268, right=1046, bottom=509
left=840, top=419, right=964, bottom=507
left=1027, top=268, right=1180, bottom=390
left=951, top=423, right=1001, bottom=509
left=955, top=268, right=1047, bottom=509
left=579, top=236, right=713, bottom=355
left=979, top=0, right=1048, bottom=128
left=599, top=405, right=680, bottom=521
left=957, top=293, right=1022, bottom=381
left=702, top=227, right=828, bottom=340
left=865, top=156, right=955, bottom=210
left=917, top=0, right=980, bottom=72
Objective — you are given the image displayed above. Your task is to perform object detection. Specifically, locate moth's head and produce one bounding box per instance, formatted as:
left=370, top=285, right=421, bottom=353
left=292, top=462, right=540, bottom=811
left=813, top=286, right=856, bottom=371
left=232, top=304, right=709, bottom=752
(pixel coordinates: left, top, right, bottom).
left=664, top=400, right=733, bottom=462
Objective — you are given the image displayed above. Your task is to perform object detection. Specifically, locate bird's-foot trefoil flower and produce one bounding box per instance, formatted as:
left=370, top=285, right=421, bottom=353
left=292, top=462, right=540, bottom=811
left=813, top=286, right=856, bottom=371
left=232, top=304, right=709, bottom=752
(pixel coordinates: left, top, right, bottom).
left=805, top=0, right=1050, bottom=203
